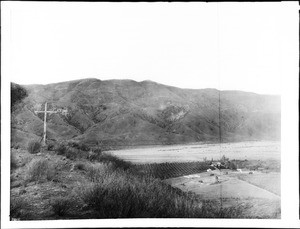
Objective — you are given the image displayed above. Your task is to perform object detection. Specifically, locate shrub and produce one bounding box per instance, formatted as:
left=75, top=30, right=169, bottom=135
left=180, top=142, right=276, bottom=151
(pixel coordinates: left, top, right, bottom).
left=220, top=155, right=229, bottom=163
left=11, top=83, right=28, bottom=111
left=47, top=143, right=55, bottom=151
left=85, top=163, right=114, bottom=182
left=92, top=147, right=102, bottom=155
left=64, top=147, right=79, bottom=160
left=74, top=162, right=87, bottom=171
left=27, top=141, right=41, bottom=154
left=67, top=141, right=90, bottom=151
left=56, top=143, right=68, bottom=155
left=79, top=143, right=90, bottom=151
left=50, top=196, right=73, bottom=217
left=11, top=153, right=18, bottom=170
left=226, top=161, right=237, bottom=170
left=87, top=150, right=101, bottom=162
left=25, top=158, right=56, bottom=182
left=65, top=148, right=90, bottom=160
left=56, top=142, right=90, bottom=160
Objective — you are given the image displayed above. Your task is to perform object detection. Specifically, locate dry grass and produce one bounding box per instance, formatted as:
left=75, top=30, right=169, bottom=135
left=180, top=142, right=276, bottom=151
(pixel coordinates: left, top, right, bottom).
left=10, top=197, right=32, bottom=220
left=10, top=146, right=276, bottom=219
left=27, top=141, right=41, bottom=154
left=20, top=154, right=34, bottom=167
left=73, top=161, right=87, bottom=171
left=25, top=158, right=56, bottom=182
left=50, top=196, right=74, bottom=217
left=76, top=169, right=206, bottom=218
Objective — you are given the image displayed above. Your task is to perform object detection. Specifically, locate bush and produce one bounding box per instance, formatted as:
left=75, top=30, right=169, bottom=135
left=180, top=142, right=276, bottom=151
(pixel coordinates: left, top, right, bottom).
left=56, top=142, right=90, bottom=160
left=85, top=163, right=114, bottom=182
left=11, top=153, right=18, bottom=170
left=25, top=158, right=56, bottom=182
left=64, top=147, right=79, bottom=160
left=50, top=196, right=73, bottom=217
left=11, top=83, right=28, bottom=111
left=47, top=143, right=55, bottom=151
left=74, top=162, right=87, bottom=171
left=87, top=150, right=101, bottom=162
left=27, top=141, right=41, bottom=154
left=92, top=147, right=102, bottom=155
left=56, top=143, right=68, bottom=155
left=220, top=155, right=229, bottom=163
left=226, top=161, right=237, bottom=170
left=67, top=141, right=90, bottom=151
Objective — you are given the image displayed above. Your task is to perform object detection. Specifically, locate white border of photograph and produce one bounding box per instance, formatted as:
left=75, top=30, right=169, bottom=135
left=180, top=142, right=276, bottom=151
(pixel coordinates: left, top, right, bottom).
left=1, top=1, right=299, bottom=228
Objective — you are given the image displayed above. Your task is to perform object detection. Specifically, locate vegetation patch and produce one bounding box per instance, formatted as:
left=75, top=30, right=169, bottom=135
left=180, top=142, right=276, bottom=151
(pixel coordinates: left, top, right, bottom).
left=9, top=145, right=280, bottom=220
left=77, top=168, right=205, bottom=218
left=11, top=152, right=18, bottom=170
left=27, top=141, right=41, bottom=154
left=10, top=196, right=32, bottom=220
left=50, top=196, right=74, bottom=217
left=74, top=161, right=87, bottom=171
left=25, top=158, right=56, bottom=182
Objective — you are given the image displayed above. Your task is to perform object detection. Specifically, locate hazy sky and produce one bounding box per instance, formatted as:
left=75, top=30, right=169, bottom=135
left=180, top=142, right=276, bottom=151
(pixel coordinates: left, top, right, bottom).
left=2, top=2, right=298, bottom=94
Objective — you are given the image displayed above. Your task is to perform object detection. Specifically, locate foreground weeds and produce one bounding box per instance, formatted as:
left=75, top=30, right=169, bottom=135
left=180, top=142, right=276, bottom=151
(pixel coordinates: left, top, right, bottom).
left=10, top=146, right=279, bottom=219
left=25, top=158, right=56, bottom=182
left=76, top=169, right=206, bottom=218
left=10, top=197, right=32, bottom=220
left=50, top=196, right=75, bottom=217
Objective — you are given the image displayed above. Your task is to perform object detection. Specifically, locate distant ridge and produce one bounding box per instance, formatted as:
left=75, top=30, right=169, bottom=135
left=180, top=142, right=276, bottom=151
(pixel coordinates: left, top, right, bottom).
left=11, top=78, right=280, bottom=148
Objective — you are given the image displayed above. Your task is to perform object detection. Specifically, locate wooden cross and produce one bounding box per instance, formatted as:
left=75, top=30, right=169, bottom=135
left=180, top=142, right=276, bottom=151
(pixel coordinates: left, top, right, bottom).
left=34, top=102, right=58, bottom=145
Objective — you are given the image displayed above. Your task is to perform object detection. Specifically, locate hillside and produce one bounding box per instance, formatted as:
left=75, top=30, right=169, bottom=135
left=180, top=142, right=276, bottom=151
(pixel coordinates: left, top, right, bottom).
left=11, top=78, right=281, bottom=148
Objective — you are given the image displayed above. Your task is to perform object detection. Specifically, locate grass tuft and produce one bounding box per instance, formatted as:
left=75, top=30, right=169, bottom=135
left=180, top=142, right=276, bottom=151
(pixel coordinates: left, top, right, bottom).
left=25, top=158, right=56, bottom=182
left=27, top=141, right=41, bottom=154
left=74, top=162, right=87, bottom=171
left=50, top=196, right=74, bottom=217
left=10, top=197, right=31, bottom=220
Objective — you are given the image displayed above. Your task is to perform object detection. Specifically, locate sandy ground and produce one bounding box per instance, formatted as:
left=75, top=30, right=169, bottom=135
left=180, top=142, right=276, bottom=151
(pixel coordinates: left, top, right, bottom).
left=109, top=141, right=280, bottom=164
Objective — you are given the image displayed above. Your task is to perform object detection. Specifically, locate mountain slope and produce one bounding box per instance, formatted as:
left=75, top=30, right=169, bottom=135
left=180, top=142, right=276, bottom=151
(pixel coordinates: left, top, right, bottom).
left=11, top=78, right=280, bottom=147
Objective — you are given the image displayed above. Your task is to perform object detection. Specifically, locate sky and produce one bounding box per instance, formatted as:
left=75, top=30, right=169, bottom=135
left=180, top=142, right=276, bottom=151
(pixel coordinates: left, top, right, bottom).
left=2, top=2, right=299, bottom=95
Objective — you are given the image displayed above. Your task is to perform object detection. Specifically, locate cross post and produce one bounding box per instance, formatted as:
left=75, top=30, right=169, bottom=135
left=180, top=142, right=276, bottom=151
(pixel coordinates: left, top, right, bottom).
left=34, top=102, right=58, bottom=145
